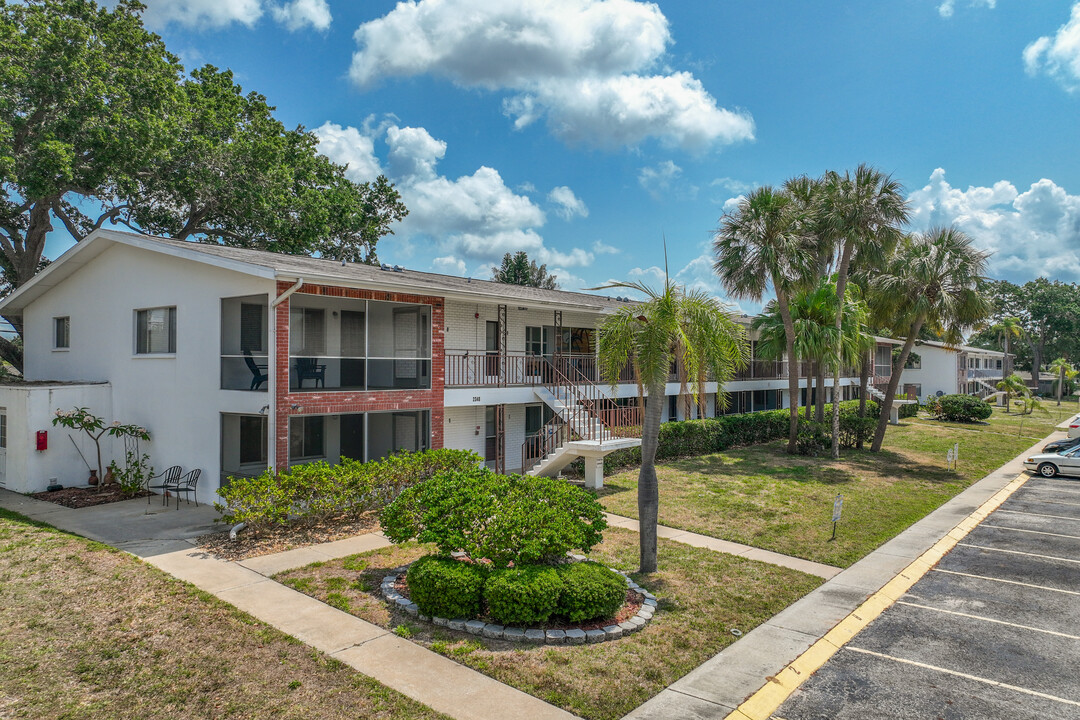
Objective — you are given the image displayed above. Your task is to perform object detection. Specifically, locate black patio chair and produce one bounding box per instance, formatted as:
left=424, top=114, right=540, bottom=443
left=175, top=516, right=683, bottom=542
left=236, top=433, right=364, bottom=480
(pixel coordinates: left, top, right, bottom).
left=163, top=468, right=201, bottom=509
left=146, top=465, right=183, bottom=505
left=244, top=349, right=268, bottom=390
left=295, top=357, right=326, bottom=388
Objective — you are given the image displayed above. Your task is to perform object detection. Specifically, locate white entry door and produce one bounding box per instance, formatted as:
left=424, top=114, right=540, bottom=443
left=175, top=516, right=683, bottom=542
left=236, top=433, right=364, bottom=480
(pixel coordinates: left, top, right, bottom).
left=0, top=409, right=8, bottom=487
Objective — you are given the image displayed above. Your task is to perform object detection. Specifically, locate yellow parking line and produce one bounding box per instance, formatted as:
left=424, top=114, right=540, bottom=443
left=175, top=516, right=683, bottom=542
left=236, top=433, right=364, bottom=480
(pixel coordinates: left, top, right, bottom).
left=724, top=471, right=1031, bottom=720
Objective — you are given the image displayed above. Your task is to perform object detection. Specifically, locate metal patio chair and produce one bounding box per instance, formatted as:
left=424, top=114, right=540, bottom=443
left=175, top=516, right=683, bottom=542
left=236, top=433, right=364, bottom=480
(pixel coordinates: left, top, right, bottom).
left=146, top=465, right=183, bottom=505
left=163, top=468, right=201, bottom=509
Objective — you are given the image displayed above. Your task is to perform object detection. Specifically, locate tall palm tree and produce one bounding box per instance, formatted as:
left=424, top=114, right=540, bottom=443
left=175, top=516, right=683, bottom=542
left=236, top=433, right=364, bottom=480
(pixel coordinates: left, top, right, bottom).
left=870, top=228, right=990, bottom=451
left=714, top=187, right=814, bottom=453
left=1048, top=357, right=1076, bottom=406
left=821, top=165, right=909, bottom=458
left=755, top=278, right=871, bottom=423
left=989, top=317, right=1023, bottom=379
left=595, top=272, right=747, bottom=573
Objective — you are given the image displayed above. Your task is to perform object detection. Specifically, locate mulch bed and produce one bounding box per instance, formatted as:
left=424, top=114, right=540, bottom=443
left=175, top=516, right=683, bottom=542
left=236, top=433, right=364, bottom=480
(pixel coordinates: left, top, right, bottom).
left=197, top=511, right=381, bottom=561
left=30, top=485, right=150, bottom=509
left=391, top=573, right=645, bottom=631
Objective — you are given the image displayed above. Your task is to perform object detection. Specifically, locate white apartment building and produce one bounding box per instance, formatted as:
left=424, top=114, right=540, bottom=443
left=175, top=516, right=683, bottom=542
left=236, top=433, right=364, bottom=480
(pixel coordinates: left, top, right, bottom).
left=0, top=230, right=896, bottom=501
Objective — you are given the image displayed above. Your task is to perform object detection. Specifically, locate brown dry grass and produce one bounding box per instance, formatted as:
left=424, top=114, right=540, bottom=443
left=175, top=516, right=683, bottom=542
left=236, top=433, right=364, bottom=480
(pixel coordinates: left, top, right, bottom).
left=276, top=527, right=823, bottom=720
left=0, top=509, right=447, bottom=720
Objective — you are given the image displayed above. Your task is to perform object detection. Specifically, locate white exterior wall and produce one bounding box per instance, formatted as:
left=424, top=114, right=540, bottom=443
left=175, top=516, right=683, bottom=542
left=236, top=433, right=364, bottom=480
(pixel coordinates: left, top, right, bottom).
left=0, top=383, right=113, bottom=494
left=891, top=345, right=958, bottom=401
left=442, top=403, right=532, bottom=474
left=444, top=299, right=602, bottom=352
left=21, top=244, right=273, bottom=501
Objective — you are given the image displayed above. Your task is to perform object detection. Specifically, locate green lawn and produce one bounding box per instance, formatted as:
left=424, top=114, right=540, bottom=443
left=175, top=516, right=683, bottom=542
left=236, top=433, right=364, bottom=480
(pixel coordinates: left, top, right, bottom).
left=275, top=527, right=822, bottom=720
left=0, top=509, right=447, bottom=720
left=596, top=405, right=1058, bottom=568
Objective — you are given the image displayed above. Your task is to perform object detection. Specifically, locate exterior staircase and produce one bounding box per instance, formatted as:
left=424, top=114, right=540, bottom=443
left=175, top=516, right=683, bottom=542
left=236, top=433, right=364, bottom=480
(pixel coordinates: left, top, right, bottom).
left=522, top=358, right=642, bottom=489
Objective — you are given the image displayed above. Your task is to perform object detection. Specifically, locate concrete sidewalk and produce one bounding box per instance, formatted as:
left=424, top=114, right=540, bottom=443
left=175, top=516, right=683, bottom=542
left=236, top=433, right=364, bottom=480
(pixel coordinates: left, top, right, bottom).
left=624, top=432, right=1061, bottom=719
left=604, top=513, right=842, bottom=580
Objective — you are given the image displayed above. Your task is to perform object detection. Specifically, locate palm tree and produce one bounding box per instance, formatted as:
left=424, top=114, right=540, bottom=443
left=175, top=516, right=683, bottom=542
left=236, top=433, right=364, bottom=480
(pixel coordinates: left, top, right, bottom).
left=594, top=271, right=748, bottom=573
left=989, top=317, right=1023, bottom=379
left=821, top=165, right=909, bottom=458
left=869, top=228, right=990, bottom=451
left=996, top=373, right=1028, bottom=413
left=714, top=186, right=814, bottom=453
left=1048, top=357, right=1076, bottom=406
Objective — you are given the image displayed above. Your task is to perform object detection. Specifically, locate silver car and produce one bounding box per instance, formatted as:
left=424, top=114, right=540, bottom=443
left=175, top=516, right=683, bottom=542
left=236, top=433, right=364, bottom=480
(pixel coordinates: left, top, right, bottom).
left=1024, top=445, right=1080, bottom=478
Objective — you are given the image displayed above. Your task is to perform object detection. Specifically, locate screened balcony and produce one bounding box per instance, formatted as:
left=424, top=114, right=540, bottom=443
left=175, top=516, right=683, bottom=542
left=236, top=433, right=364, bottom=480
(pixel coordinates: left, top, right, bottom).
left=287, top=410, right=431, bottom=466
left=221, top=295, right=269, bottom=391
left=289, top=296, right=432, bottom=392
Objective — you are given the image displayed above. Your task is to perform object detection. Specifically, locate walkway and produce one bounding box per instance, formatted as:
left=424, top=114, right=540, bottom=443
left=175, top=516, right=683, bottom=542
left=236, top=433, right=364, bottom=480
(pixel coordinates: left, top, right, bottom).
left=604, top=513, right=842, bottom=580
left=624, top=432, right=1059, bottom=720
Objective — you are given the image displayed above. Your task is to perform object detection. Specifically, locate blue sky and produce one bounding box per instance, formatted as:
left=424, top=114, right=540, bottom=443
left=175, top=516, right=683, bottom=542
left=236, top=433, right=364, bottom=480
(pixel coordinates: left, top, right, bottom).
left=63, top=0, right=1080, bottom=310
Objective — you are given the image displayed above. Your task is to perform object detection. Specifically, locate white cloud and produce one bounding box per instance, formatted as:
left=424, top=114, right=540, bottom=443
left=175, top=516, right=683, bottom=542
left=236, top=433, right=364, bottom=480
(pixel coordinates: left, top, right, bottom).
left=348, top=0, right=754, bottom=151
left=548, top=186, right=589, bottom=220
left=315, top=121, right=598, bottom=271
left=314, top=122, right=383, bottom=182
left=638, top=160, right=698, bottom=200
left=140, top=0, right=330, bottom=30
left=937, top=0, right=995, bottom=18
left=433, top=255, right=468, bottom=275
left=592, top=240, right=619, bottom=255
left=141, top=0, right=263, bottom=29
left=907, top=168, right=1080, bottom=281
left=1024, top=2, right=1080, bottom=92
left=271, top=0, right=331, bottom=31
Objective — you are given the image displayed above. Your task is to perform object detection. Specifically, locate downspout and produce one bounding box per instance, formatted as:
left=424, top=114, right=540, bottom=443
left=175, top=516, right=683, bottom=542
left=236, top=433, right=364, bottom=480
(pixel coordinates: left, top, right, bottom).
left=272, top=277, right=304, bottom=307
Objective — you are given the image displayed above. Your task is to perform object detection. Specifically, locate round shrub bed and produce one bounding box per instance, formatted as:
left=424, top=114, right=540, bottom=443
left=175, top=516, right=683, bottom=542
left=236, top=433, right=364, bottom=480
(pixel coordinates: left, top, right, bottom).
left=380, top=556, right=658, bottom=645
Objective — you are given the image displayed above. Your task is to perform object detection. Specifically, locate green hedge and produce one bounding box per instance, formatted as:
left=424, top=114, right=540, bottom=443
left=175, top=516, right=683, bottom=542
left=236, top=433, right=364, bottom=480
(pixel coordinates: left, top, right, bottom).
left=406, top=555, right=486, bottom=620
left=215, top=448, right=483, bottom=530
left=590, top=399, right=881, bottom=472
left=555, top=561, right=627, bottom=623
left=927, top=394, right=992, bottom=422
left=484, top=565, right=565, bottom=625
left=381, top=468, right=607, bottom=567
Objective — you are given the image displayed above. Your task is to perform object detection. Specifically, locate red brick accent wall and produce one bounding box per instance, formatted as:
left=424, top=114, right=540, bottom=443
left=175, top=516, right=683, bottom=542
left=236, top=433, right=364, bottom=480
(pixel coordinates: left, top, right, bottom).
left=273, top=281, right=445, bottom=469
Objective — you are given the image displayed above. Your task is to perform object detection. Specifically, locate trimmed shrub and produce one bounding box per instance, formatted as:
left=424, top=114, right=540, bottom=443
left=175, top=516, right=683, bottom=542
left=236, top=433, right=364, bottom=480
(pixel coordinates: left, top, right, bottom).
left=555, top=561, right=627, bottom=623
left=929, top=394, right=992, bottom=423
left=897, top=401, right=920, bottom=419
left=381, top=468, right=607, bottom=566
left=484, top=565, right=564, bottom=625
left=406, top=555, right=486, bottom=620
left=796, top=421, right=830, bottom=456
left=592, top=400, right=882, bottom=472
left=215, top=448, right=482, bottom=530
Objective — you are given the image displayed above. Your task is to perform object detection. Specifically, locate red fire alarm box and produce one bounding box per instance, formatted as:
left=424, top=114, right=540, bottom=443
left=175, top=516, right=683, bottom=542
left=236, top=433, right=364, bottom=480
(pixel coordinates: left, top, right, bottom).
left=35, top=430, right=47, bottom=451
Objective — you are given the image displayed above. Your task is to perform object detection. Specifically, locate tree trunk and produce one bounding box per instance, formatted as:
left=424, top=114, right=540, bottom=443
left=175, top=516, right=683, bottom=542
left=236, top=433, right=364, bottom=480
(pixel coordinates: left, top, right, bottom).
left=637, top=377, right=666, bottom=573
left=777, top=294, right=800, bottom=454
left=805, top=362, right=813, bottom=420
left=856, top=347, right=871, bottom=449
left=1057, top=368, right=1063, bottom=406
left=815, top=362, right=826, bottom=422
left=830, top=242, right=854, bottom=459
left=872, top=318, right=925, bottom=451
left=1030, top=338, right=1043, bottom=393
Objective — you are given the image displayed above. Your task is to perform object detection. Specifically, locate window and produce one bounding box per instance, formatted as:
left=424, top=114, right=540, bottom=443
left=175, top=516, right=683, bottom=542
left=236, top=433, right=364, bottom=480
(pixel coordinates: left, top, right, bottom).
left=289, top=416, right=325, bottom=460
left=135, top=307, right=176, bottom=354
left=668, top=395, right=677, bottom=421
left=996, top=359, right=1003, bottom=369
left=289, top=307, right=326, bottom=356
left=53, top=316, right=70, bottom=349
left=239, top=416, right=267, bottom=465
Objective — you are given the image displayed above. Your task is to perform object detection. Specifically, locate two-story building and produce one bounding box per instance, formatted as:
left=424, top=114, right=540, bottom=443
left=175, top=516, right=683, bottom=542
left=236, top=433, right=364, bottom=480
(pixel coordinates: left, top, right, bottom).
left=0, top=229, right=897, bottom=502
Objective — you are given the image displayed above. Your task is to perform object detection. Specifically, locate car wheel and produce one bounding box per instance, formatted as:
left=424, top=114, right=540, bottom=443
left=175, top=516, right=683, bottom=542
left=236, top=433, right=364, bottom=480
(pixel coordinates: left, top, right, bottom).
left=1038, top=463, right=1059, bottom=478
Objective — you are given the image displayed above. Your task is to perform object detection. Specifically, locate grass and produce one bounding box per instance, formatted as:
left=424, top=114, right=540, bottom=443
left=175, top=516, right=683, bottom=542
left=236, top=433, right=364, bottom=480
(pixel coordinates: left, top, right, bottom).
left=596, top=402, right=1066, bottom=568
left=0, top=508, right=448, bottom=720
left=275, top=528, right=823, bottom=720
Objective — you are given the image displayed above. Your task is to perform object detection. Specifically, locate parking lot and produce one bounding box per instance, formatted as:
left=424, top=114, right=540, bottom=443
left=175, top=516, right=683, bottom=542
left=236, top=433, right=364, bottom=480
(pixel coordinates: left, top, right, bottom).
left=775, top=472, right=1080, bottom=719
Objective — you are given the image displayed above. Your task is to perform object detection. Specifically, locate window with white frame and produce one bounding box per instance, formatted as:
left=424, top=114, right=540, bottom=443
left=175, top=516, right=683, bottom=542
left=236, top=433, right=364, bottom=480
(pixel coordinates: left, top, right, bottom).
left=135, top=307, right=176, bottom=354
left=53, top=316, right=69, bottom=349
